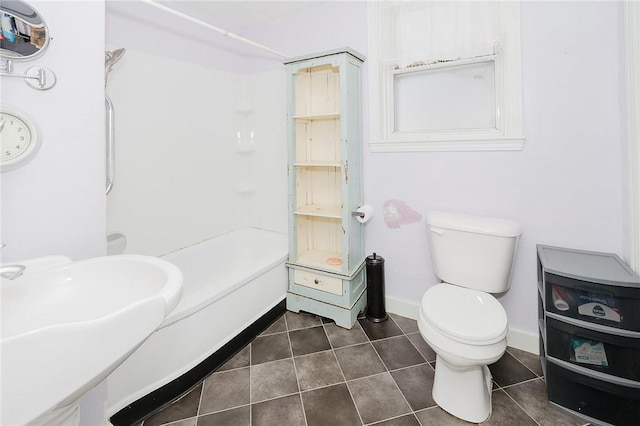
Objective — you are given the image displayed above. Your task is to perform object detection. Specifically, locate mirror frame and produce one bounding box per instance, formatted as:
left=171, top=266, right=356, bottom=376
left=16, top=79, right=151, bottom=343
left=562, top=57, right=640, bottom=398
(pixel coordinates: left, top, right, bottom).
left=0, top=0, right=50, bottom=61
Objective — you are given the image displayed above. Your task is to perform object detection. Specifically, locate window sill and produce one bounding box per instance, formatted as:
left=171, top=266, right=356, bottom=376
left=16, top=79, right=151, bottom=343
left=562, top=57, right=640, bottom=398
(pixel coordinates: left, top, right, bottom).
left=368, top=136, right=524, bottom=152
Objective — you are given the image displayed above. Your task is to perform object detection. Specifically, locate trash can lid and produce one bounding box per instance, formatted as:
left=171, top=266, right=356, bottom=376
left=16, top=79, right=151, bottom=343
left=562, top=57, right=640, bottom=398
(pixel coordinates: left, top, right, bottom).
left=366, top=252, right=385, bottom=264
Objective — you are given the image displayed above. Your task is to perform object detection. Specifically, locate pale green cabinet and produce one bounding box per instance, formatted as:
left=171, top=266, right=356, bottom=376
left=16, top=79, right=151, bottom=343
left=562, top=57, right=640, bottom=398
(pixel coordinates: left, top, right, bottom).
left=284, top=48, right=366, bottom=329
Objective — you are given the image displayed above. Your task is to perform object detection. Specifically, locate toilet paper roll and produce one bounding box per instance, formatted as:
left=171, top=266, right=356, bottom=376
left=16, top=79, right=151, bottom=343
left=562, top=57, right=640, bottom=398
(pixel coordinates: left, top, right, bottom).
left=552, top=286, right=569, bottom=311
left=355, top=204, right=374, bottom=224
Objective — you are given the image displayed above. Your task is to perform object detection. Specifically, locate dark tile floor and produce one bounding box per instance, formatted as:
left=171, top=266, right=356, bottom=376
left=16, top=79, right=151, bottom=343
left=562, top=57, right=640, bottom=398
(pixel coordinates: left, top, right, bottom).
left=140, top=311, right=588, bottom=426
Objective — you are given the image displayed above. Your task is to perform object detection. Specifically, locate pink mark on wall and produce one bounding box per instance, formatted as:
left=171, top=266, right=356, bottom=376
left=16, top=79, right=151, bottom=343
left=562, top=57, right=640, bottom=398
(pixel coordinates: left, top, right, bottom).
left=383, top=199, right=422, bottom=229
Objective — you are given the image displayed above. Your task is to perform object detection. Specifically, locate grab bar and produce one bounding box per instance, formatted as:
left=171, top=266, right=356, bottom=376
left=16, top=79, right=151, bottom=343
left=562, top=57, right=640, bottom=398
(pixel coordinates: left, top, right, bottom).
left=105, top=95, right=115, bottom=195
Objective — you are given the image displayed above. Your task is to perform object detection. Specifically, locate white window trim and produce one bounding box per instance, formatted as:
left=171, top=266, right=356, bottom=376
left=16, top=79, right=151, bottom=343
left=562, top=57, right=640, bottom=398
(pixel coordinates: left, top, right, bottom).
left=626, top=0, right=640, bottom=273
left=368, top=1, right=524, bottom=152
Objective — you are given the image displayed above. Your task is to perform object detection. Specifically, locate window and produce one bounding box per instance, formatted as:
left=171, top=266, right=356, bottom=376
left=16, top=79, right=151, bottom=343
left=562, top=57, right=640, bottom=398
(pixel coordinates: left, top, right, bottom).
left=368, top=1, right=524, bottom=152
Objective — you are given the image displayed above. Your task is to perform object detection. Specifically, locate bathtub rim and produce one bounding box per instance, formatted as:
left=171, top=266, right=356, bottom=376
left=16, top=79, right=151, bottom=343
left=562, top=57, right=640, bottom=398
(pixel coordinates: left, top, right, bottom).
left=105, top=227, right=289, bottom=422
left=159, top=227, right=287, bottom=328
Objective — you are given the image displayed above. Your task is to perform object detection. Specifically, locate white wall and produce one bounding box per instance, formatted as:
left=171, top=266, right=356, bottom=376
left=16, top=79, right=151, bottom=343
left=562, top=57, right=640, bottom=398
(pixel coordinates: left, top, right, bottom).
left=105, top=2, right=288, bottom=256
left=0, top=1, right=107, bottom=423
left=248, top=1, right=629, bottom=344
left=105, top=48, right=249, bottom=256
left=1, top=1, right=106, bottom=263
left=244, top=69, right=288, bottom=234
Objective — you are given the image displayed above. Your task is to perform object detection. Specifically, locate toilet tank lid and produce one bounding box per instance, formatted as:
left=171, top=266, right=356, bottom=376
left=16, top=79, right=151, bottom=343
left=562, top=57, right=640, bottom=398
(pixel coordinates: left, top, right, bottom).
left=427, top=211, right=522, bottom=237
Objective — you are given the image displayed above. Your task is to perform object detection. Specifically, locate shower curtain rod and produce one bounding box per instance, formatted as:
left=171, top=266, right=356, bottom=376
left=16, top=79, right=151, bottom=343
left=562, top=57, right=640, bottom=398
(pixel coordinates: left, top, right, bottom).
left=138, top=0, right=288, bottom=59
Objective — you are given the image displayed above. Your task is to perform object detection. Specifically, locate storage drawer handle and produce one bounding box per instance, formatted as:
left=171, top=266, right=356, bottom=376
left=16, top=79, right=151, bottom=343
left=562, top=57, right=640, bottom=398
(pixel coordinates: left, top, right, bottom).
left=314, top=279, right=319, bottom=284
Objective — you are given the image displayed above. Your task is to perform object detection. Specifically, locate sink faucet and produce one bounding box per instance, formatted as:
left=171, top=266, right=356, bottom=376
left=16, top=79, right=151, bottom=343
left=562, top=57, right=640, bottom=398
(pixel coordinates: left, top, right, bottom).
left=0, top=244, right=25, bottom=280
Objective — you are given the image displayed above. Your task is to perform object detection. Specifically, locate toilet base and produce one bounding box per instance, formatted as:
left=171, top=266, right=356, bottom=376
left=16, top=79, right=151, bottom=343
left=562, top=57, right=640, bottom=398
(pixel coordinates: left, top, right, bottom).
left=432, top=355, right=493, bottom=423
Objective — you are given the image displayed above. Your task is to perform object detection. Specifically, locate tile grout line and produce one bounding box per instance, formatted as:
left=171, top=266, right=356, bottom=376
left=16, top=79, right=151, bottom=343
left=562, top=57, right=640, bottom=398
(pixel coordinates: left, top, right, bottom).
left=250, top=391, right=305, bottom=407
left=413, top=406, right=438, bottom=426
left=365, top=316, right=420, bottom=424
left=249, top=339, right=253, bottom=425
left=365, top=412, right=420, bottom=426
left=494, top=386, right=543, bottom=426
left=386, top=319, right=427, bottom=423
left=323, top=319, right=367, bottom=425
left=387, top=360, right=432, bottom=374
left=157, top=415, right=198, bottom=426
left=405, top=332, right=437, bottom=364
left=499, top=376, right=542, bottom=391
left=195, top=377, right=205, bottom=419
left=284, top=312, right=310, bottom=426
left=506, top=348, right=543, bottom=378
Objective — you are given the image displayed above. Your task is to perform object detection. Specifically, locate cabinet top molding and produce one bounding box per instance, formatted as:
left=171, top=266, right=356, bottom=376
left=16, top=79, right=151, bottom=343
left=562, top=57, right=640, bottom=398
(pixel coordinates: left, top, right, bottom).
left=283, top=47, right=366, bottom=65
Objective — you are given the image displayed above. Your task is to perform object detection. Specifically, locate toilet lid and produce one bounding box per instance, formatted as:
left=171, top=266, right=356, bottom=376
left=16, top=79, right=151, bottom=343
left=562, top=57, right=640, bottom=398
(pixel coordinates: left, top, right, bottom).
left=421, top=283, right=508, bottom=344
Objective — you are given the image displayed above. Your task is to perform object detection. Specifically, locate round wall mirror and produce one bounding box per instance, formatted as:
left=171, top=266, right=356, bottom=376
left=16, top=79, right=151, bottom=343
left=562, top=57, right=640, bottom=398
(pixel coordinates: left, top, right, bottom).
left=0, top=0, right=50, bottom=60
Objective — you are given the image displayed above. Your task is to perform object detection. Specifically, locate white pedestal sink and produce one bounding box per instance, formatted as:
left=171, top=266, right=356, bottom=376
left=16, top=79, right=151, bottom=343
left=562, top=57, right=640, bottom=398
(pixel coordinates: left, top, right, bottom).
left=1, top=255, right=183, bottom=426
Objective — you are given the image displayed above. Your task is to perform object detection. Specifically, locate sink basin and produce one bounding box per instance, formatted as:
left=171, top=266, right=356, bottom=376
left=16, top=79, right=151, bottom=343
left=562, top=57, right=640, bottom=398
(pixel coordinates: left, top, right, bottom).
left=1, top=255, right=183, bottom=426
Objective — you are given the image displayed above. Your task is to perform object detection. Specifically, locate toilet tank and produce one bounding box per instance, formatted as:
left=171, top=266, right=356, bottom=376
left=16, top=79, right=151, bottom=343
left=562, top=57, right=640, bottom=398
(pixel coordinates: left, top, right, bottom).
left=427, top=211, right=522, bottom=293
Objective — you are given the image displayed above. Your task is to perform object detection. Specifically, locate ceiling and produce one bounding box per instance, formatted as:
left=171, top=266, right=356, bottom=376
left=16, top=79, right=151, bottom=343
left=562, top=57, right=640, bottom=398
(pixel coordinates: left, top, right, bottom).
left=165, top=1, right=325, bottom=31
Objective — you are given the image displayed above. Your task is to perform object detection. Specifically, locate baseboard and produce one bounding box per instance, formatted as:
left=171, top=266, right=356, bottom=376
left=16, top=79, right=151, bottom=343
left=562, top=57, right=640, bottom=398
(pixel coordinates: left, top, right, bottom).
left=506, top=327, right=539, bottom=355
left=385, top=296, right=539, bottom=355
left=109, top=299, right=286, bottom=426
left=385, top=295, right=420, bottom=320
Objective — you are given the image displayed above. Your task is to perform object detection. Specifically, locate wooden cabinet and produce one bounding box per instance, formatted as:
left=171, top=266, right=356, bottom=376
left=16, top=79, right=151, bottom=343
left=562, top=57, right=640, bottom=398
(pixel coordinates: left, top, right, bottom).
left=537, top=245, right=640, bottom=425
left=284, top=49, right=366, bottom=329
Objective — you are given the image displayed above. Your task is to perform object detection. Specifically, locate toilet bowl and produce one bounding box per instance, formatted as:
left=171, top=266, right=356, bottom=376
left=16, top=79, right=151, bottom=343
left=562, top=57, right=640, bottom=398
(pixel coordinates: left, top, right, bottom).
left=418, top=283, right=508, bottom=422
left=418, top=211, right=521, bottom=423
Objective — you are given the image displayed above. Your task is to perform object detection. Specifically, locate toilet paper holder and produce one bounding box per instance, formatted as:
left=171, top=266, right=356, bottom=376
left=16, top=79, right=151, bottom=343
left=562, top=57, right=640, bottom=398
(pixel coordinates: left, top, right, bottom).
left=351, top=204, right=374, bottom=224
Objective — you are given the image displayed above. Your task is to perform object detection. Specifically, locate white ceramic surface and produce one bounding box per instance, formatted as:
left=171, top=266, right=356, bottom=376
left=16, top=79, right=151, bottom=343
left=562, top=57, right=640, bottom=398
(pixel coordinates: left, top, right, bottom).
left=426, top=211, right=521, bottom=293
left=1, top=255, right=183, bottom=425
left=421, top=283, right=508, bottom=344
left=105, top=228, right=288, bottom=417
left=419, top=211, right=521, bottom=422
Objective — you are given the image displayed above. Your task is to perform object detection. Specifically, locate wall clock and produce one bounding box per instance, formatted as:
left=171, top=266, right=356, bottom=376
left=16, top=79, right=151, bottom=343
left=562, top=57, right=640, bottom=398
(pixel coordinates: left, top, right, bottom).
left=0, top=107, right=41, bottom=172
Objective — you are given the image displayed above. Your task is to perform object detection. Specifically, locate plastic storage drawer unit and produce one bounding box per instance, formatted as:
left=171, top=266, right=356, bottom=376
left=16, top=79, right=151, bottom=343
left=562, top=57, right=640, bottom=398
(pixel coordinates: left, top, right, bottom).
left=546, top=317, right=640, bottom=382
left=546, top=361, right=640, bottom=426
left=545, top=275, right=640, bottom=332
left=537, top=245, right=640, bottom=426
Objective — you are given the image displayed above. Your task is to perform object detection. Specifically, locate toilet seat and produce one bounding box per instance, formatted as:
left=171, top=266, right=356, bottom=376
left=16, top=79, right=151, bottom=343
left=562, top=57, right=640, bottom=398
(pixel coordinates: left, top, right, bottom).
left=421, top=283, right=508, bottom=345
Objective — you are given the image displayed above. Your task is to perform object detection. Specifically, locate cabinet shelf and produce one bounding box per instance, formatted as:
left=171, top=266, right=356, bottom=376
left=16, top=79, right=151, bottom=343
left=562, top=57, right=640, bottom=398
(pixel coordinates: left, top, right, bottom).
left=294, top=161, right=341, bottom=167
left=294, top=249, right=343, bottom=273
left=294, top=112, right=340, bottom=121
left=295, top=204, right=342, bottom=219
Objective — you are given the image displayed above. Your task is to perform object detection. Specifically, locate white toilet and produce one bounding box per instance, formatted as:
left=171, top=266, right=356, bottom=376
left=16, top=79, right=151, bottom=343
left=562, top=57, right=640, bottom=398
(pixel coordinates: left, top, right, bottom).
left=417, top=211, right=521, bottom=423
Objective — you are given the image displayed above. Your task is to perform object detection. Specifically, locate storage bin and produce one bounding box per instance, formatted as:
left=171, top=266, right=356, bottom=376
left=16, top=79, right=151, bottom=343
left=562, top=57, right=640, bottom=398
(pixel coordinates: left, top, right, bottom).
left=546, top=360, right=640, bottom=426
left=544, top=273, right=640, bottom=332
left=546, top=317, right=640, bottom=381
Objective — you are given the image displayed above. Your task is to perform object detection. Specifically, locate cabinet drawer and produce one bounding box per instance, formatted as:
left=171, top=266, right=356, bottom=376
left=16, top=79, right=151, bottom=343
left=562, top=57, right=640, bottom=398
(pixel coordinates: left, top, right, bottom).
left=545, top=273, right=640, bottom=332
left=546, top=360, right=640, bottom=426
left=294, top=270, right=342, bottom=295
left=546, top=317, right=640, bottom=381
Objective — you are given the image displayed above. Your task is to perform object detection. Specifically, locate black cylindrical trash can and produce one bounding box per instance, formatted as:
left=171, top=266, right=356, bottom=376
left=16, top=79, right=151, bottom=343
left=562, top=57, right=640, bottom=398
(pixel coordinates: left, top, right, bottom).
left=366, top=252, right=388, bottom=322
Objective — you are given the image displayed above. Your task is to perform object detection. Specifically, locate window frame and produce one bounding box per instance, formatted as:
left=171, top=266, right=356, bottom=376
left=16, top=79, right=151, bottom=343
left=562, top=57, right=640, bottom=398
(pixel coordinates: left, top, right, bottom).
left=368, top=1, right=524, bottom=152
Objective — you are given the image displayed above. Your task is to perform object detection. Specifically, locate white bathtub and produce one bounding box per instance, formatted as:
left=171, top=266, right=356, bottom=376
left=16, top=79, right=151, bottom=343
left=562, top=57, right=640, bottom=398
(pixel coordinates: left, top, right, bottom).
left=105, top=227, right=288, bottom=418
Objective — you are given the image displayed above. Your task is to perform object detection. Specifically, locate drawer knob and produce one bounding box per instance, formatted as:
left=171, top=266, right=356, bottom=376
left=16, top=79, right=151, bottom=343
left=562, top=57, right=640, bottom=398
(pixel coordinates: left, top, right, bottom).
left=314, top=279, right=319, bottom=284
